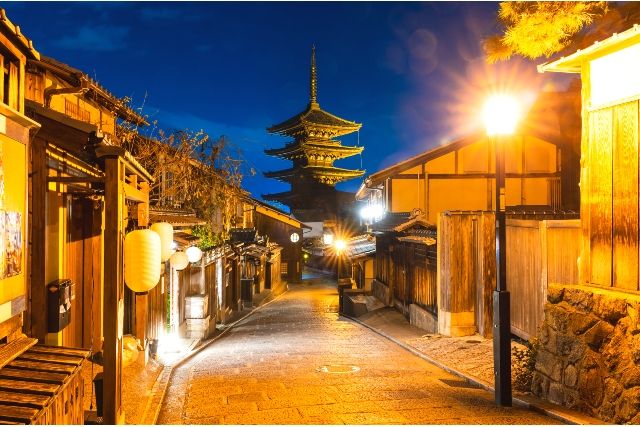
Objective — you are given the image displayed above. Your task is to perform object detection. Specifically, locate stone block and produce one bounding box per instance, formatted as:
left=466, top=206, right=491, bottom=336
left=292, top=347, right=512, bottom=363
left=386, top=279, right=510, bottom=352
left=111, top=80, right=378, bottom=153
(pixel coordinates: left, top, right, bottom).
left=569, top=311, right=598, bottom=335
left=409, top=304, right=437, bottom=334
left=563, top=287, right=594, bottom=312
left=564, top=389, right=582, bottom=410
left=547, top=382, right=565, bottom=405
left=547, top=284, right=564, bottom=304
left=531, top=372, right=549, bottom=398
left=556, top=333, right=575, bottom=357
left=604, top=378, right=623, bottom=402
left=578, top=362, right=604, bottom=408
left=536, top=349, right=562, bottom=382
left=622, top=365, right=640, bottom=389
left=564, top=364, right=578, bottom=388
left=547, top=303, right=571, bottom=333
left=567, top=339, right=586, bottom=364
left=615, top=387, right=640, bottom=423
left=583, top=320, right=614, bottom=351
left=592, top=293, right=627, bottom=325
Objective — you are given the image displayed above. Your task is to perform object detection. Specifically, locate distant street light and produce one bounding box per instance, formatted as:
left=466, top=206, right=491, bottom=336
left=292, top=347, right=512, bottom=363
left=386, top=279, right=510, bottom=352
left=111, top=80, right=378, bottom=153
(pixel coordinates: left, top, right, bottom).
left=483, top=93, right=521, bottom=407
left=360, top=203, right=384, bottom=223
left=334, top=238, right=347, bottom=279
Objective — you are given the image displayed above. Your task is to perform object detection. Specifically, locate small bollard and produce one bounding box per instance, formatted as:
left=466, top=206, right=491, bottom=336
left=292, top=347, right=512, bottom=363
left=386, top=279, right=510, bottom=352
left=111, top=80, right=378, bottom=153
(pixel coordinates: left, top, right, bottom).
left=337, top=278, right=354, bottom=314
left=93, top=372, right=104, bottom=417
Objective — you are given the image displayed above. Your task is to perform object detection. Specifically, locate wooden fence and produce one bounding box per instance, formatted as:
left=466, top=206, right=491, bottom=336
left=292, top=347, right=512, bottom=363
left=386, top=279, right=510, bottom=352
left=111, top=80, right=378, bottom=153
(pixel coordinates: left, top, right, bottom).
left=438, top=212, right=580, bottom=339
left=439, top=212, right=495, bottom=337
left=507, top=219, right=580, bottom=339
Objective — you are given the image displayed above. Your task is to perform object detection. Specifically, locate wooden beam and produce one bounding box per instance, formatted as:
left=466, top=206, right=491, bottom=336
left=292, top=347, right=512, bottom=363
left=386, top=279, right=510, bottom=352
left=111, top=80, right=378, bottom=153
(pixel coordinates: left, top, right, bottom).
left=29, top=137, right=47, bottom=341
left=103, top=155, right=125, bottom=425
left=123, top=181, right=147, bottom=203
left=46, top=176, right=103, bottom=183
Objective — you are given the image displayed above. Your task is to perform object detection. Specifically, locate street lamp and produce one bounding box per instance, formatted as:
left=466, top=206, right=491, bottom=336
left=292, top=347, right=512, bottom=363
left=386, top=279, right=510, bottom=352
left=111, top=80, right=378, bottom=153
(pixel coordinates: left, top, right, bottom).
left=334, top=238, right=347, bottom=279
left=483, top=94, right=521, bottom=407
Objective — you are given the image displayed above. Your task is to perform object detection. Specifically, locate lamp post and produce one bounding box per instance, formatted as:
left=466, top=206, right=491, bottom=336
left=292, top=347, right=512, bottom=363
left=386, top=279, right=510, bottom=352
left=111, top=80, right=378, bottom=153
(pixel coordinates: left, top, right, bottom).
left=334, top=238, right=347, bottom=279
left=483, top=94, right=521, bottom=407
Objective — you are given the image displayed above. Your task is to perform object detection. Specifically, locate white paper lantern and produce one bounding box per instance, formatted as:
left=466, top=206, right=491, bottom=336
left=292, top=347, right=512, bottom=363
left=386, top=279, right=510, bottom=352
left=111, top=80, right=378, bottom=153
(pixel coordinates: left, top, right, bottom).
left=124, top=229, right=161, bottom=293
left=170, top=251, right=189, bottom=270
left=186, top=246, right=203, bottom=263
left=150, top=222, right=174, bottom=262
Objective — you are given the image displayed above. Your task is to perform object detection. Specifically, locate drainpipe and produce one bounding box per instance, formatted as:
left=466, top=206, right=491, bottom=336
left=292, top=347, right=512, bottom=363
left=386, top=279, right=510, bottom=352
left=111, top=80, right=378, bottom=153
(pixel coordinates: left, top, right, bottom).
left=44, top=77, right=90, bottom=107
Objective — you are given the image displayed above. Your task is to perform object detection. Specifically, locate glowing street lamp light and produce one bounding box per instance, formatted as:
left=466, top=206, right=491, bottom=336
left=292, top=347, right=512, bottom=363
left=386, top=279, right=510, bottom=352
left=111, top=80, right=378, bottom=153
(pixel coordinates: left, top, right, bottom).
left=483, top=93, right=521, bottom=407
left=334, top=239, right=347, bottom=253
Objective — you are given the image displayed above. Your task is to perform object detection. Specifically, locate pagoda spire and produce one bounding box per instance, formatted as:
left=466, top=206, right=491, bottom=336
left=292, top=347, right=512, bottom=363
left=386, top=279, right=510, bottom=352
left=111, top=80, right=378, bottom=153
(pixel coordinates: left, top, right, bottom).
left=310, top=45, right=318, bottom=108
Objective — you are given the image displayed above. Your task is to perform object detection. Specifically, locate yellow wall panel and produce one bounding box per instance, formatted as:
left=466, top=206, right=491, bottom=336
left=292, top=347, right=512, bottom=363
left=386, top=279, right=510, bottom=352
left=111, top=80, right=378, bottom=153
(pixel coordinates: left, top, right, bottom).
left=0, top=135, right=26, bottom=305
left=428, top=179, right=488, bottom=222
left=426, top=151, right=455, bottom=174
left=458, top=140, right=489, bottom=173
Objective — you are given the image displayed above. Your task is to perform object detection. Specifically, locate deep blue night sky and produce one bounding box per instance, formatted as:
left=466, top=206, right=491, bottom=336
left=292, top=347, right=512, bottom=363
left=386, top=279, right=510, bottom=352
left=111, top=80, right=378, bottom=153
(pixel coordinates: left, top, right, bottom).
left=4, top=2, right=571, bottom=206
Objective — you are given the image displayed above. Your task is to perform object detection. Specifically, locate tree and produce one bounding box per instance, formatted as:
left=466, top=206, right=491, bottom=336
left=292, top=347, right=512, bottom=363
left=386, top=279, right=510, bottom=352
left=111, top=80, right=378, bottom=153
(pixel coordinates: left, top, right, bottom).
left=484, top=2, right=640, bottom=63
left=119, top=125, right=247, bottom=247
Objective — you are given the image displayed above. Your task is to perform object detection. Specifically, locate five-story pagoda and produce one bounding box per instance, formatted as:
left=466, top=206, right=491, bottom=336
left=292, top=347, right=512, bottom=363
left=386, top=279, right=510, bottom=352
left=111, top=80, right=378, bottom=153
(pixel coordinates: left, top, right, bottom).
left=264, top=47, right=364, bottom=220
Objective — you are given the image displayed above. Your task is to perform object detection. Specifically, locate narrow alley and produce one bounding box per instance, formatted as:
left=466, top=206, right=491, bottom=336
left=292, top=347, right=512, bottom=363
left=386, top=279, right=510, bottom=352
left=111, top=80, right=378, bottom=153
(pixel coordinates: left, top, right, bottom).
left=157, top=275, right=558, bottom=425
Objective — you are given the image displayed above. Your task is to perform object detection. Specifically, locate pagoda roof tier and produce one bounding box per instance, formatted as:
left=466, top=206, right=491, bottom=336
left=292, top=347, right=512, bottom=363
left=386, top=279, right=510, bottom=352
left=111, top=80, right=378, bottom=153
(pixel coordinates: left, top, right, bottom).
left=263, top=165, right=365, bottom=185
left=261, top=190, right=297, bottom=204
left=267, top=104, right=361, bottom=139
left=264, top=140, right=363, bottom=161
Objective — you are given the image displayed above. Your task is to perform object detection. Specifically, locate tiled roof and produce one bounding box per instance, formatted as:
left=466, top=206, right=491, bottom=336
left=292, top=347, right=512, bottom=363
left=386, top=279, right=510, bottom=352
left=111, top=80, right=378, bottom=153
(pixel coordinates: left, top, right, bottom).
left=229, top=228, right=258, bottom=244
left=149, top=206, right=206, bottom=227
left=344, top=234, right=376, bottom=259
left=268, top=104, right=361, bottom=135
left=370, top=212, right=412, bottom=233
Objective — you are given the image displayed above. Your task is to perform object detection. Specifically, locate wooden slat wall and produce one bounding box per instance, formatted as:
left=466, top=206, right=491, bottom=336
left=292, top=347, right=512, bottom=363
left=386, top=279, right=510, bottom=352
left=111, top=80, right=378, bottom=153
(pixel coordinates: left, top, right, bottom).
left=438, top=214, right=476, bottom=315
left=507, top=219, right=580, bottom=339
left=412, top=244, right=437, bottom=315
left=613, top=101, right=639, bottom=291
left=477, top=213, right=495, bottom=337
left=147, top=272, right=165, bottom=341
left=507, top=220, right=543, bottom=340
left=589, top=108, right=613, bottom=287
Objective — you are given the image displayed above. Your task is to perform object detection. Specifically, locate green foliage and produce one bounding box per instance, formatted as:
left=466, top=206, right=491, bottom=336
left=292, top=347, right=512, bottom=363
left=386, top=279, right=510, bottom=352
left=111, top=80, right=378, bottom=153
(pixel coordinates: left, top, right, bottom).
left=512, top=337, right=540, bottom=392
left=485, top=1, right=609, bottom=63
left=192, top=224, right=223, bottom=250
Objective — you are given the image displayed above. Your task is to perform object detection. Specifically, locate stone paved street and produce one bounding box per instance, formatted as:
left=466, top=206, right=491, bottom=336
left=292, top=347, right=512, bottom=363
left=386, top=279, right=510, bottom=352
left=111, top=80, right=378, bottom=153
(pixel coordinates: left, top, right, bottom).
left=157, top=278, right=560, bottom=424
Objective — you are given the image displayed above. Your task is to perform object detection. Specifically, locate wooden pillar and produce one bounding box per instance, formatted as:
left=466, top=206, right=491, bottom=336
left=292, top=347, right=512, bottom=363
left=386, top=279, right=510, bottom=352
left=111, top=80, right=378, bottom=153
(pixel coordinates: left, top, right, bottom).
left=103, top=155, right=125, bottom=425
left=29, top=138, right=47, bottom=341
left=135, top=293, right=148, bottom=351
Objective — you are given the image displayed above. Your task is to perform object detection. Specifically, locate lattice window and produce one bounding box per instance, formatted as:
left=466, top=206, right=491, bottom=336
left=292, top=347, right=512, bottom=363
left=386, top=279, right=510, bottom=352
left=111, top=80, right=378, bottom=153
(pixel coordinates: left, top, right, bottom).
left=64, top=98, right=91, bottom=122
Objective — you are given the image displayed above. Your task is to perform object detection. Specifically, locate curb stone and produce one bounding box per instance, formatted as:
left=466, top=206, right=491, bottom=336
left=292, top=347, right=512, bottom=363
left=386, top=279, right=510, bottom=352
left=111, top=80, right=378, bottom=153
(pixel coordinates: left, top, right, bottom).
left=342, top=313, right=602, bottom=426
left=141, top=285, right=290, bottom=425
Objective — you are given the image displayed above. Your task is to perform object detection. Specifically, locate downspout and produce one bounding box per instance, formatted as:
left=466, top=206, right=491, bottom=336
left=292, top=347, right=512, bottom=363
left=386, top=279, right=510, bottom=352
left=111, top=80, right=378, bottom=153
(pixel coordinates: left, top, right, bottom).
left=44, top=77, right=89, bottom=107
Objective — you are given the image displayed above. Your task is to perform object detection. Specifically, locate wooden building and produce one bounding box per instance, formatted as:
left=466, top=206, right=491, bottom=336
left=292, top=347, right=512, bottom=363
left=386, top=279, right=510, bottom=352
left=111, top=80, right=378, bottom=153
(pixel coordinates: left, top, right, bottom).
left=264, top=47, right=364, bottom=223
left=252, top=198, right=305, bottom=284
left=0, top=11, right=94, bottom=425
left=356, top=89, right=581, bottom=222
left=24, top=55, right=149, bottom=351
left=535, top=25, right=640, bottom=421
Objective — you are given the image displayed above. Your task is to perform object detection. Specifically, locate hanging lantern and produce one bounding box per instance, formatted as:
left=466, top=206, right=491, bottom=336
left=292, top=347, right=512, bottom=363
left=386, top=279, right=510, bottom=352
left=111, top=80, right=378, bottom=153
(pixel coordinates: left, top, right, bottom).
left=170, top=251, right=189, bottom=270
left=150, top=222, right=174, bottom=262
left=124, top=229, right=161, bottom=293
left=186, top=246, right=203, bottom=263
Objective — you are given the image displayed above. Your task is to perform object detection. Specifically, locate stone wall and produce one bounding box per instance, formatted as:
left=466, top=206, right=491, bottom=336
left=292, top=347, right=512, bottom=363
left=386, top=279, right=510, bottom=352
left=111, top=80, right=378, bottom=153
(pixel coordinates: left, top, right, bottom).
left=409, top=304, right=437, bottom=333
left=372, top=279, right=391, bottom=306
left=533, top=283, right=640, bottom=423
